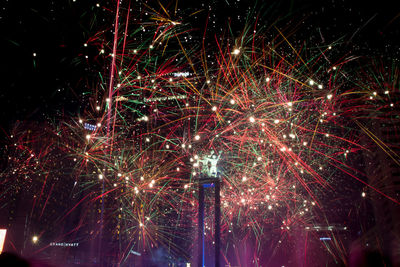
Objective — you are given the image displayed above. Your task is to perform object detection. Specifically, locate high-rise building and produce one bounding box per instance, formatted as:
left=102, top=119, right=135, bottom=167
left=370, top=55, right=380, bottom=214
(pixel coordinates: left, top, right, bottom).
left=361, top=99, right=400, bottom=265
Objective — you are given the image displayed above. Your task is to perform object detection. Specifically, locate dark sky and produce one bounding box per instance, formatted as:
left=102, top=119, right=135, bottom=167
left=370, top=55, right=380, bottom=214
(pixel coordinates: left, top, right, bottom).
left=0, top=0, right=399, bottom=129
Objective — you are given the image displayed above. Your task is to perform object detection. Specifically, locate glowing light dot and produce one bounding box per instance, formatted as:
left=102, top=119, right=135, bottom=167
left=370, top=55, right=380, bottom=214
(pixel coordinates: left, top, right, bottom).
left=84, top=43, right=87, bottom=47
left=318, top=84, right=323, bottom=89
left=287, top=102, right=292, bottom=107
left=266, top=77, right=270, bottom=82
left=117, top=83, right=121, bottom=87
left=268, top=205, right=272, bottom=210
left=194, top=135, right=200, bottom=140
left=86, top=134, right=91, bottom=140
left=328, top=46, right=332, bottom=49
left=232, top=48, right=240, bottom=55
left=390, top=103, right=394, bottom=107
left=362, top=192, right=366, bottom=197
left=117, top=173, right=122, bottom=177
left=249, top=116, right=255, bottom=123
left=133, top=49, right=137, bottom=54
left=169, top=78, right=173, bottom=82
left=230, top=99, right=235, bottom=104
left=206, top=80, right=211, bottom=84
left=79, top=119, right=83, bottom=123
left=303, top=141, right=308, bottom=146
left=99, top=174, right=103, bottom=179
left=309, top=80, right=314, bottom=86
left=212, top=106, right=217, bottom=111
left=106, top=98, right=110, bottom=102
left=32, top=236, right=38, bottom=243
left=327, top=94, right=333, bottom=100
left=274, top=119, right=280, bottom=124
left=384, top=90, right=389, bottom=94
left=242, top=176, right=247, bottom=182
left=96, top=3, right=100, bottom=7
left=373, top=92, right=377, bottom=96
left=137, top=76, right=141, bottom=80
left=96, top=106, right=100, bottom=110
left=149, top=45, right=154, bottom=49
left=97, top=123, right=101, bottom=127
left=33, top=53, right=37, bottom=57
left=332, top=66, right=337, bottom=70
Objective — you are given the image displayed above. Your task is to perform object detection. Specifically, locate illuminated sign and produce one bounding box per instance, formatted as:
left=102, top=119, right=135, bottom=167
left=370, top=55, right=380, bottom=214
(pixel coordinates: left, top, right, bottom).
left=84, top=123, right=97, bottom=131
left=319, top=237, right=331, bottom=241
left=116, top=96, right=129, bottom=102
left=173, top=72, right=191, bottom=77
left=144, top=95, right=187, bottom=103
left=50, top=242, right=79, bottom=247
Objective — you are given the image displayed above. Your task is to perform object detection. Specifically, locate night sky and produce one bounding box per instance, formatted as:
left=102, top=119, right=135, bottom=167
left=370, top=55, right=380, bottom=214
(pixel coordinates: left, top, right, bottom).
left=1, top=1, right=400, bottom=265
left=1, top=0, right=399, bottom=129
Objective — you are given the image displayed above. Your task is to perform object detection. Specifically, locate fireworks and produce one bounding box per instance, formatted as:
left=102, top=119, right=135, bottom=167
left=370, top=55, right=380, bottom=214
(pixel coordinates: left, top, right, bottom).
left=2, top=1, right=399, bottom=266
